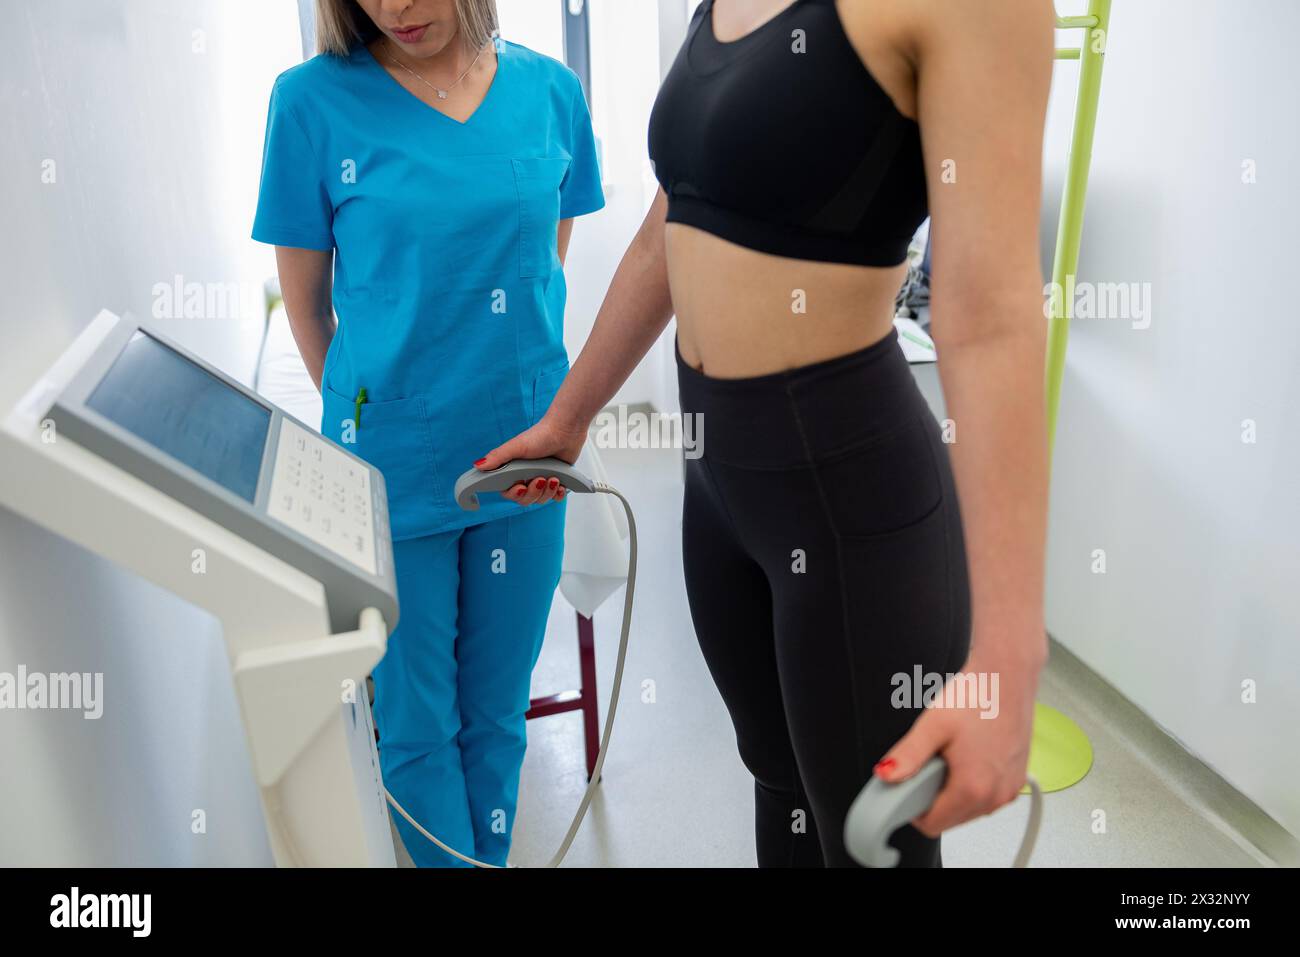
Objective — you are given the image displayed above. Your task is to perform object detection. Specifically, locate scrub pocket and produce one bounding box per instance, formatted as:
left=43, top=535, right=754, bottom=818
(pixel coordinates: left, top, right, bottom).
left=530, top=362, right=570, bottom=425
left=320, top=382, right=446, bottom=541
left=513, top=157, right=571, bottom=279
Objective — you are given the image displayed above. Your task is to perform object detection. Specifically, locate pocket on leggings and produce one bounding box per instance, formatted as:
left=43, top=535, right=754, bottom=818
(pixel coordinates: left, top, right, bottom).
left=839, top=498, right=960, bottom=682
left=818, top=414, right=944, bottom=540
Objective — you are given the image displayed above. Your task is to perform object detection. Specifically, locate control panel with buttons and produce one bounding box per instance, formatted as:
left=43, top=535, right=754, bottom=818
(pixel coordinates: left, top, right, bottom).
left=267, top=418, right=378, bottom=577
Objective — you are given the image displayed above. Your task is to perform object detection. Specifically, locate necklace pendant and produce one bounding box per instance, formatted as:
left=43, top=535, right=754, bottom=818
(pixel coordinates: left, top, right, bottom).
left=437, top=89, right=448, bottom=99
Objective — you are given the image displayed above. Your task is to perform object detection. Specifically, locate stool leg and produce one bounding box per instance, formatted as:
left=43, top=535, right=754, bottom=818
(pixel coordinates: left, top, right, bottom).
left=577, top=611, right=600, bottom=780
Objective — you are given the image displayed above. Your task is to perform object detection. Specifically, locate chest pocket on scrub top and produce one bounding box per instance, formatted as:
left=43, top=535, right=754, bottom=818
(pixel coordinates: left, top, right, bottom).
left=320, top=381, right=445, bottom=540
left=512, top=156, right=571, bottom=279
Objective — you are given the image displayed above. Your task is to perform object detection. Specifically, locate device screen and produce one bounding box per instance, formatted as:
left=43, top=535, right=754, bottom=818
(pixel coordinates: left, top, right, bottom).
left=86, top=331, right=271, bottom=503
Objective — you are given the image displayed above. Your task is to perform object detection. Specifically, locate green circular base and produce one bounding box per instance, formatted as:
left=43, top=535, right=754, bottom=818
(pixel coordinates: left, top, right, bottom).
left=1022, top=702, right=1093, bottom=794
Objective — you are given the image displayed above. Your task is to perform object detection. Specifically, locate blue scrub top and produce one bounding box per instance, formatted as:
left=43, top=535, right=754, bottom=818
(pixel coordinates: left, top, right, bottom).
left=252, top=38, right=604, bottom=539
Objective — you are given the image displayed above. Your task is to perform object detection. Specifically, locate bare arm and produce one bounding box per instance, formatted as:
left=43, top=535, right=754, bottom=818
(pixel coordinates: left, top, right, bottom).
left=874, top=0, right=1055, bottom=833
left=477, top=189, right=675, bottom=494
left=274, top=246, right=336, bottom=392
left=923, top=0, right=1053, bottom=664
left=552, top=188, right=674, bottom=433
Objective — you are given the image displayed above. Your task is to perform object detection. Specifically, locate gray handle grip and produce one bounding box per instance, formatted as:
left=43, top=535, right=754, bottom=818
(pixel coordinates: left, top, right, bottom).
left=453, top=457, right=596, bottom=511
left=843, top=756, right=947, bottom=867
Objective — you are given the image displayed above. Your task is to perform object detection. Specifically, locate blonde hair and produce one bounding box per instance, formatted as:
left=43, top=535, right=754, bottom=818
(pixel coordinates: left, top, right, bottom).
left=315, top=0, right=498, bottom=57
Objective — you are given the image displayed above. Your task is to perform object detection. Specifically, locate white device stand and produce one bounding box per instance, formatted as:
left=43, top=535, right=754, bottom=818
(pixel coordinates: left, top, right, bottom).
left=0, top=312, right=396, bottom=867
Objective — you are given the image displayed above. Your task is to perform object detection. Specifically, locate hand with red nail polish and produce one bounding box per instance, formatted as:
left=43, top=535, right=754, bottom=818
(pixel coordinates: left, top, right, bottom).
left=471, top=414, right=584, bottom=508
left=473, top=414, right=585, bottom=476
left=510, top=474, right=569, bottom=507
left=873, top=647, right=1041, bottom=840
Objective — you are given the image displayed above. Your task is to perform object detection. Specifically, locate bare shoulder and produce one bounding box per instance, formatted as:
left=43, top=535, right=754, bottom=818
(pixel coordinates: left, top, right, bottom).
left=835, top=0, right=1054, bottom=119
left=833, top=0, right=921, bottom=119
left=903, top=0, right=1055, bottom=67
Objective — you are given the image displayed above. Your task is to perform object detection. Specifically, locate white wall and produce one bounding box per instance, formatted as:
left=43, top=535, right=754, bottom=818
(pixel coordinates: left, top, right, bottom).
left=0, top=0, right=301, bottom=865
left=497, top=0, right=564, bottom=54
left=562, top=0, right=674, bottom=410
left=1042, top=0, right=1299, bottom=836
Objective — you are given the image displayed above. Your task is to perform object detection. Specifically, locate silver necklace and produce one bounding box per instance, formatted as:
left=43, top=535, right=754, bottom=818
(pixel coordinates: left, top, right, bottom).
left=382, top=35, right=492, bottom=100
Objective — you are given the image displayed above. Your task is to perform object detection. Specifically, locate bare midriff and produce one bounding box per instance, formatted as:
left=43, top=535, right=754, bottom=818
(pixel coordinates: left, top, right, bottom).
left=667, top=223, right=907, bottom=379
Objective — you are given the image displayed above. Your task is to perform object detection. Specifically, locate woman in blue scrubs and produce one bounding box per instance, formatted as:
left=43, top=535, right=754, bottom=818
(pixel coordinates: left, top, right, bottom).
left=251, top=0, right=604, bottom=866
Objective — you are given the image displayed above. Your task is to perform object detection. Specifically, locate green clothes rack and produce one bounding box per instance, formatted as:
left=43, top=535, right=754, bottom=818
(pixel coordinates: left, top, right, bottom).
left=1048, top=0, right=1112, bottom=456
left=1024, top=0, right=1112, bottom=795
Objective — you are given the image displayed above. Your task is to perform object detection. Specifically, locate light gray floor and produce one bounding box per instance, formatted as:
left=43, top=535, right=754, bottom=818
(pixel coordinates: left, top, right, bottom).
left=495, top=440, right=1296, bottom=869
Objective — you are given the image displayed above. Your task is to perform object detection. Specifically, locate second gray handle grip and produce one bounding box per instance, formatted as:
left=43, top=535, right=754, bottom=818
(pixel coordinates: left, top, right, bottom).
left=843, top=756, right=947, bottom=867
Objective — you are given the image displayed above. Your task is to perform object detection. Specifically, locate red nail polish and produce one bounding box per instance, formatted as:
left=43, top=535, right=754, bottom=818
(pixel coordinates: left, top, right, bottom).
left=874, top=758, right=897, bottom=776
left=548, top=478, right=559, bottom=489
left=474, top=457, right=487, bottom=467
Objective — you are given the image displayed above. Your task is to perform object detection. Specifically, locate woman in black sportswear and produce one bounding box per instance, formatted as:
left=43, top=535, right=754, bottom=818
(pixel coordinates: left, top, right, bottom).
left=478, top=0, right=1054, bottom=867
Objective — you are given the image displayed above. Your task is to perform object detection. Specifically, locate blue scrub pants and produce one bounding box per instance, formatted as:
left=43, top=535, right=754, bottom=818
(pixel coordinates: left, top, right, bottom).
left=375, top=499, right=567, bottom=867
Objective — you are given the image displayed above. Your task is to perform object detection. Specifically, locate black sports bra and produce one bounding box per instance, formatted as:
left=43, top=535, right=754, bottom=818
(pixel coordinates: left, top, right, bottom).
left=647, top=0, right=928, bottom=267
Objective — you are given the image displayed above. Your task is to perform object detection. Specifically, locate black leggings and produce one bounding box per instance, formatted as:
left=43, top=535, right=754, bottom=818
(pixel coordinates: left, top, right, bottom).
left=677, top=330, right=971, bottom=867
